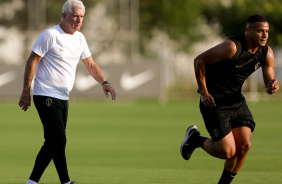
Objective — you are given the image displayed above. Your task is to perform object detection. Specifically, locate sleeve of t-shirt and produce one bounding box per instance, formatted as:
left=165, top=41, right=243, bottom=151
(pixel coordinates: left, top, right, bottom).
left=80, top=34, right=92, bottom=60
left=32, top=30, right=53, bottom=57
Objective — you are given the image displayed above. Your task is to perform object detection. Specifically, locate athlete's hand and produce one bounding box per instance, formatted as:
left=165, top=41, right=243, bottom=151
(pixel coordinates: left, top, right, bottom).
left=103, top=84, right=116, bottom=100
left=201, top=93, right=216, bottom=107
left=19, top=89, right=31, bottom=111
left=265, top=78, right=279, bottom=94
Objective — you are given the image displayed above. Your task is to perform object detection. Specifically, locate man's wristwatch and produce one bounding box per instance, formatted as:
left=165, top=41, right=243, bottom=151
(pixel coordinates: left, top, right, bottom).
left=102, top=80, right=111, bottom=86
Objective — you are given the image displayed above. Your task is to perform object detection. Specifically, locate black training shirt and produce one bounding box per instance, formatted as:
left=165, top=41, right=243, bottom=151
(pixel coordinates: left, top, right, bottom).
left=204, top=35, right=268, bottom=104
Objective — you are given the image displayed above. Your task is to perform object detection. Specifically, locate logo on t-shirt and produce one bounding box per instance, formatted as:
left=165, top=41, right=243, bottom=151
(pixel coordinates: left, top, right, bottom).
left=255, top=62, right=260, bottom=70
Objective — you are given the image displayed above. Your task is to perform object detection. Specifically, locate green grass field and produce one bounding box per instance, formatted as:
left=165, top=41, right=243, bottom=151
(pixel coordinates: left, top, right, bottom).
left=0, top=99, right=282, bottom=184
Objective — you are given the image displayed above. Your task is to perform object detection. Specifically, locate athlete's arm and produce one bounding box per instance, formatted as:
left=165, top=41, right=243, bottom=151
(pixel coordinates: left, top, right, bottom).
left=194, top=39, right=237, bottom=106
left=262, top=46, right=279, bottom=94
left=82, top=56, right=116, bottom=100
left=19, top=51, right=42, bottom=111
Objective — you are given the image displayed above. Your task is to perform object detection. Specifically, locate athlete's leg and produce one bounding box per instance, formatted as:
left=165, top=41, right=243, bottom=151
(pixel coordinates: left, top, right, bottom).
left=224, top=126, right=252, bottom=173
left=202, top=126, right=251, bottom=170
left=203, top=131, right=236, bottom=159
left=216, top=126, right=252, bottom=184
left=180, top=125, right=237, bottom=160
left=198, top=99, right=253, bottom=183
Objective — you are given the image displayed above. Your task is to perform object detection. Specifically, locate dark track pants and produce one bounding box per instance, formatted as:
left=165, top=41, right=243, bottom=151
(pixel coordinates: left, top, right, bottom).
left=30, top=95, right=70, bottom=183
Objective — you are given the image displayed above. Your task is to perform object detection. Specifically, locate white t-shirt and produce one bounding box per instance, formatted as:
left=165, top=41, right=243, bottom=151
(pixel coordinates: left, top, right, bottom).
left=32, top=25, right=91, bottom=100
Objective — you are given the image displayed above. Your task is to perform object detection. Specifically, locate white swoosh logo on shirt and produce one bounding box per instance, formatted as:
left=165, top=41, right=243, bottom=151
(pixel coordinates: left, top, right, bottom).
left=75, top=73, right=99, bottom=91
left=120, top=70, right=154, bottom=91
left=0, top=71, right=17, bottom=88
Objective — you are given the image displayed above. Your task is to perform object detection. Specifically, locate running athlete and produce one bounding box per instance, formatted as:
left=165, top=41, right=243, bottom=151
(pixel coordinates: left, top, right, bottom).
left=180, top=15, right=279, bottom=184
left=19, top=1, right=116, bottom=184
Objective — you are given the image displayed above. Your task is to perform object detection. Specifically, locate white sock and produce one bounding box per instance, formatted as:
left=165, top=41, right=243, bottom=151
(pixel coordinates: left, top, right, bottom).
left=63, top=182, right=71, bottom=184
left=26, top=179, right=37, bottom=184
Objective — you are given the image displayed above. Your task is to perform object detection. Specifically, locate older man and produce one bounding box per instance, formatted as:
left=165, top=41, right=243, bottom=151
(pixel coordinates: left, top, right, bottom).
left=19, top=1, right=116, bottom=184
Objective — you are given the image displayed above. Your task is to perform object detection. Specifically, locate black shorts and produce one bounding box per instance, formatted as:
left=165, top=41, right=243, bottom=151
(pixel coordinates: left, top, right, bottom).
left=200, top=98, right=255, bottom=142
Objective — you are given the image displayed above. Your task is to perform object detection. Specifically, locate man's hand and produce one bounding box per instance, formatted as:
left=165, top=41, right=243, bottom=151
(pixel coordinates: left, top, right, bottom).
left=19, top=89, right=31, bottom=111
left=265, top=79, right=279, bottom=94
left=201, top=93, right=216, bottom=107
left=103, top=84, right=116, bottom=100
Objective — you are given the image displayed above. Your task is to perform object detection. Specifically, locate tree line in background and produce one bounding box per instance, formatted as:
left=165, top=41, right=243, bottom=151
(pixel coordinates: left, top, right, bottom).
left=140, top=0, right=282, bottom=49
left=1, top=0, right=282, bottom=51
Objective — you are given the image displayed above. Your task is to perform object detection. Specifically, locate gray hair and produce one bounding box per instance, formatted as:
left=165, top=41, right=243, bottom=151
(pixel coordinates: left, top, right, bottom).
left=62, top=0, right=85, bottom=15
